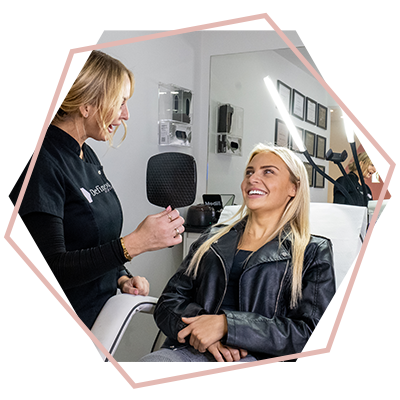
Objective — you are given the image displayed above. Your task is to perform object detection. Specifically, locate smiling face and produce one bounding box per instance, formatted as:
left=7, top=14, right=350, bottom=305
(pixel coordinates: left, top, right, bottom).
left=82, top=73, right=131, bottom=142
left=363, top=164, right=376, bottom=179
left=241, top=151, right=297, bottom=218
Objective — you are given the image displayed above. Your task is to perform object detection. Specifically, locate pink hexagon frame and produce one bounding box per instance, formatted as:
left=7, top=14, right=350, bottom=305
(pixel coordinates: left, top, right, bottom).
left=4, top=13, right=395, bottom=389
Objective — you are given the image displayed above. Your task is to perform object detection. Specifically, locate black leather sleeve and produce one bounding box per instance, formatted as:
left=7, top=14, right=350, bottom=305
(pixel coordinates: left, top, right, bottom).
left=22, top=212, right=128, bottom=290
left=223, top=238, right=335, bottom=357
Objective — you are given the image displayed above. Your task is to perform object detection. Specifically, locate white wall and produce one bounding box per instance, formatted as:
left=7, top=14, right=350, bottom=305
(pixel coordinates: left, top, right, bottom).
left=207, top=49, right=332, bottom=203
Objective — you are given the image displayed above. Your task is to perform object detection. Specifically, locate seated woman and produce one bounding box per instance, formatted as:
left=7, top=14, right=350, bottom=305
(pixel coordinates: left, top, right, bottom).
left=141, top=143, right=336, bottom=362
left=333, top=151, right=382, bottom=207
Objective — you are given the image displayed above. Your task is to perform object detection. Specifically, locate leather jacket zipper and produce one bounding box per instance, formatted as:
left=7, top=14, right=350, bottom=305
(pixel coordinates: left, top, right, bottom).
left=211, top=246, right=228, bottom=314
left=273, top=259, right=290, bottom=316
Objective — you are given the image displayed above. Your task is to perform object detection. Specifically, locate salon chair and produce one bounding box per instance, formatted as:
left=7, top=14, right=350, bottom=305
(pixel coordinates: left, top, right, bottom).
left=75, top=203, right=393, bottom=363
left=310, top=203, right=393, bottom=363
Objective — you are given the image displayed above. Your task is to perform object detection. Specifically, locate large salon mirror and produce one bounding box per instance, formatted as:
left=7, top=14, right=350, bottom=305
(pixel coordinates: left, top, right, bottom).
left=206, top=48, right=356, bottom=205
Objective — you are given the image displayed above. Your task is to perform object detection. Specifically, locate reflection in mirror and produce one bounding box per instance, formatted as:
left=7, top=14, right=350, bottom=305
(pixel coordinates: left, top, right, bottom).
left=206, top=48, right=352, bottom=205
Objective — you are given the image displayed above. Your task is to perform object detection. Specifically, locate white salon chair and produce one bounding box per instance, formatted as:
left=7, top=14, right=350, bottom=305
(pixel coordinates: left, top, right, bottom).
left=310, top=203, right=393, bottom=363
left=91, top=294, right=159, bottom=361
left=75, top=203, right=393, bottom=363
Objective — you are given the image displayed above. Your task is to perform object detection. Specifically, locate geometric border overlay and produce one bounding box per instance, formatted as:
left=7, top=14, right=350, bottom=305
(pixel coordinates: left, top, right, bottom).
left=4, top=13, right=396, bottom=389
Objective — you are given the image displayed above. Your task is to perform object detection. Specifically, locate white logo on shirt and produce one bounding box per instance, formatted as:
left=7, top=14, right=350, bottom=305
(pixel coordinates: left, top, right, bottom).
left=80, top=188, right=93, bottom=203
left=80, top=183, right=114, bottom=203
left=88, top=182, right=113, bottom=196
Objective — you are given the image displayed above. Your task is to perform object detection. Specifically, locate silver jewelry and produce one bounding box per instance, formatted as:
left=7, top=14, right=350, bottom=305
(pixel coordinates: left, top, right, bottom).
left=175, top=227, right=180, bottom=236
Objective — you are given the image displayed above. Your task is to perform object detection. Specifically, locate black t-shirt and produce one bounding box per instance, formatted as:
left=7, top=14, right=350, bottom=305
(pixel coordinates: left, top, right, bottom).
left=10, top=125, right=127, bottom=328
left=333, top=171, right=373, bottom=207
left=220, top=250, right=252, bottom=311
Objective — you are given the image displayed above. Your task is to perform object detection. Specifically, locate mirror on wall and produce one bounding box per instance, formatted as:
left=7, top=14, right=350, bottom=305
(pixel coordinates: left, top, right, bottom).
left=206, top=47, right=349, bottom=205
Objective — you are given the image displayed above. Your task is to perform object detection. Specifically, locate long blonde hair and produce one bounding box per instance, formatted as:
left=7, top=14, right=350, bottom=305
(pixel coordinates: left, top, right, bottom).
left=187, top=143, right=311, bottom=308
left=52, top=50, right=135, bottom=145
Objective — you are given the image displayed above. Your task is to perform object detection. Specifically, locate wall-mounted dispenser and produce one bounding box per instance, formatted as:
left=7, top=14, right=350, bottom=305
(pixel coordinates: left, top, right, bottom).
left=216, top=103, right=243, bottom=156
left=218, top=104, right=234, bottom=133
left=158, top=83, right=193, bottom=147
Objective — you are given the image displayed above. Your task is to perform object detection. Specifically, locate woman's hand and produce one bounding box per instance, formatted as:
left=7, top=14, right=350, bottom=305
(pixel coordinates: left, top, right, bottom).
left=207, top=342, right=248, bottom=362
left=123, top=206, right=185, bottom=258
left=118, top=275, right=149, bottom=296
left=177, top=315, right=228, bottom=353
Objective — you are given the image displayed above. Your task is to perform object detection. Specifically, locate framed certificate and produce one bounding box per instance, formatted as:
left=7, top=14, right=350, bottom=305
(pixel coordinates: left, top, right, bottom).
left=277, top=80, right=292, bottom=112
left=314, top=165, right=326, bottom=188
left=305, top=97, right=317, bottom=124
left=291, top=89, right=305, bottom=120
left=290, top=127, right=304, bottom=153
left=304, top=130, right=316, bottom=156
left=316, top=135, right=327, bottom=159
left=7, top=29, right=50, bottom=89
left=274, top=119, right=289, bottom=148
left=317, top=104, right=328, bottom=130
left=304, top=162, right=314, bottom=187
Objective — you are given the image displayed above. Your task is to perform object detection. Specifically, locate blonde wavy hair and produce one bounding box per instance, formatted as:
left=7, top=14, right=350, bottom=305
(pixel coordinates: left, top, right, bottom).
left=186, top=143, right=311, bottom=308
left=348, top=152, right=374, bottom=177
left=52, top=50, right=135, bottom=145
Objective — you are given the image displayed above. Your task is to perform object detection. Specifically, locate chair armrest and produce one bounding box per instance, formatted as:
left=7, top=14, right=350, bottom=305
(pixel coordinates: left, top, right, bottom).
left=91, top=294, right=158, bottom=361
left=347, top=325, right=393, bottom=363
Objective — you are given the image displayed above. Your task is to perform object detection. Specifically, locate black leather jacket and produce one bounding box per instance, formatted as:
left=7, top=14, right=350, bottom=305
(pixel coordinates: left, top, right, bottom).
left=154, top=219, right=336, bottom=360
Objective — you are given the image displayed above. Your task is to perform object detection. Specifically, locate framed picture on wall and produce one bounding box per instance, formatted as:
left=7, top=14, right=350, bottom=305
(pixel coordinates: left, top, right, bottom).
left=317, top=104, right=328, bottom=130
left=314, top=166, right=325, bottom=188
left=277, top=80, right=292, bottom=112
left=290, top=127, right=304, bottom=153
left=274, top=119, right=289, bottom=148
left=304, top=162, right=314, bottom=187
left=7, top=29, right=50, bottom=89
left=316, top=135, right=327, bottom=159
left=304, top=130, right=316, bottom=156
left=291, top=89, right=305, bottom=120
left=305, top=97, right=317, bottom=124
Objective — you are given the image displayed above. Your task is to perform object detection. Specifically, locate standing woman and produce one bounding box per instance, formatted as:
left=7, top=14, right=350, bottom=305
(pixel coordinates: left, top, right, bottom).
left=10, top=51, right=185, bottom=329
left=141, top=144, right=336, bottom=362
left=333, top=151, right=376, bottom=206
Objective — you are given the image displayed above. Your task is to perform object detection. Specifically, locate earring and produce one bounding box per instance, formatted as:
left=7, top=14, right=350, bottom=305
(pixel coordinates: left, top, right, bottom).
left=85, top=113, right=88, bottom=118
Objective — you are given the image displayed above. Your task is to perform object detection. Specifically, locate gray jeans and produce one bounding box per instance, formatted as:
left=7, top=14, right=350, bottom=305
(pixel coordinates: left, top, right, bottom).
left=139, top=345, right=257, bottom=362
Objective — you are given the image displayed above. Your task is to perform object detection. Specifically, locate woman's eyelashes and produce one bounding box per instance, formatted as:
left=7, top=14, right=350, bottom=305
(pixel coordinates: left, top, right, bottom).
left=245, top=168, right=275, bottom=177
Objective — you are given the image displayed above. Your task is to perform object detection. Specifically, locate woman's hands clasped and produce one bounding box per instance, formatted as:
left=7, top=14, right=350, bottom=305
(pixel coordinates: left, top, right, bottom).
left=177, top=314, right=248, bottom=362
left=178, top=315, right=228, bottom=352
left=122, top=206, right=185, bottom=259
left=207, top=342, right=248, bottom=362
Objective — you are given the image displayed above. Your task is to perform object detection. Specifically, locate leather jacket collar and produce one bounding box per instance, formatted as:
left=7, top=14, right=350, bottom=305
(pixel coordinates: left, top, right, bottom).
left=210, top=218, right=292, bottom=270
